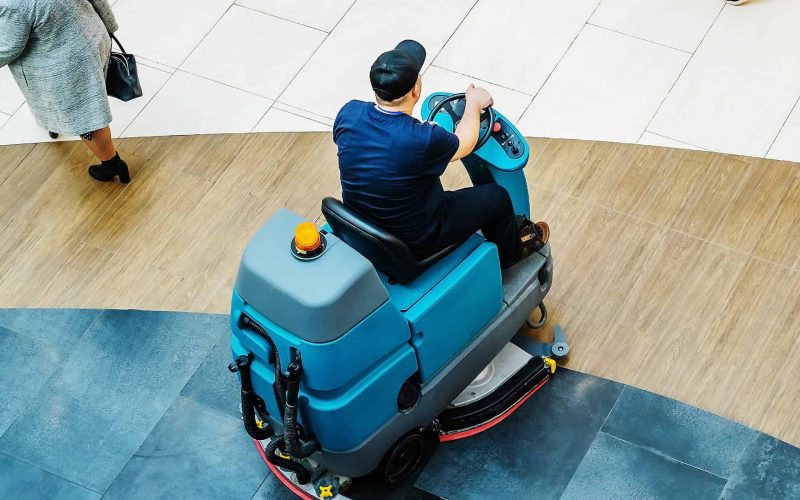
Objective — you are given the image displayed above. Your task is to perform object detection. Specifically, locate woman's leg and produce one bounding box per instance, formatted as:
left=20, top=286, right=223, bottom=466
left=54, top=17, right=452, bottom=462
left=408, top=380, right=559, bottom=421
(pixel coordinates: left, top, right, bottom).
left=82, top=126, right=130, bottom=183
left=80, top=126, right=117, bottom=161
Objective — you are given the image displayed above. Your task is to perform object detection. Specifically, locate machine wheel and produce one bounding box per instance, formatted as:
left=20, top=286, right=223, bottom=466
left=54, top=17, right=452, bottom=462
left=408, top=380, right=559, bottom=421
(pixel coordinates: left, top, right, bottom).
left=526, top=302, right=548, bottom=330
left=380, top=432, right=425, bottom=485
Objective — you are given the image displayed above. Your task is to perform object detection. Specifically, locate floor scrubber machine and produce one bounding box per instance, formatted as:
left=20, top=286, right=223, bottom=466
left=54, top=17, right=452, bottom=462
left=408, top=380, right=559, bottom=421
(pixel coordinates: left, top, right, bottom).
left=228, top=93, right=569, bottom=499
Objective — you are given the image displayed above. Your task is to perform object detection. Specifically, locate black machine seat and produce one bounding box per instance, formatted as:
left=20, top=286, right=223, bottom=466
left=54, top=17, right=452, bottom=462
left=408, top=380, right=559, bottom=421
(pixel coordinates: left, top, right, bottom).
left=321, top=197, right=463, bottom=284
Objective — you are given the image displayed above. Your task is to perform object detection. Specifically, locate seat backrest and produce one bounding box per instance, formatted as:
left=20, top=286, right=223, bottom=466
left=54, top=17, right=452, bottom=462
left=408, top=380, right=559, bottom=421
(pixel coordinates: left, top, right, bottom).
left=321, top=197, right=458, bottom=284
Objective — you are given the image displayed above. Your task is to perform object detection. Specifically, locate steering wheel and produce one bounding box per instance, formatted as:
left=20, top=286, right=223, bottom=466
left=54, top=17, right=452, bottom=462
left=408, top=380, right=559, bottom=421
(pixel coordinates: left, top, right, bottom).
left=427, top=93, right=496, bottom=152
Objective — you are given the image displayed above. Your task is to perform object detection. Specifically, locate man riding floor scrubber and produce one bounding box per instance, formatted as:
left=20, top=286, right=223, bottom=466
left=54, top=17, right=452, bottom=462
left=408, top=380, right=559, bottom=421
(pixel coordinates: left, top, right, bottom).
left=228, top=41, right=568, bottom=499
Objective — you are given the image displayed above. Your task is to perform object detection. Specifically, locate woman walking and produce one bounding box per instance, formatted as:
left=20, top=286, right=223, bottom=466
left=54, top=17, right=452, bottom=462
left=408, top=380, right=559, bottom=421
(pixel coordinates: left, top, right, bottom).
left=0, top=0, right=130, bottom=183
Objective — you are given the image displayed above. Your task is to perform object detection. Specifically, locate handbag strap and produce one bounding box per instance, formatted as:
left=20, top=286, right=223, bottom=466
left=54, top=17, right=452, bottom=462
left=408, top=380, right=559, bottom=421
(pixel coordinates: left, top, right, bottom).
left=85, top=0, right=128, bottom=54
left=109, top=33, right=128, bottom=55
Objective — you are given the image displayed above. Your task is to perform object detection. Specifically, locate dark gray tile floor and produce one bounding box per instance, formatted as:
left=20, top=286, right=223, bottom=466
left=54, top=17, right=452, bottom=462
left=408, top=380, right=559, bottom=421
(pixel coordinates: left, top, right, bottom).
left=602, top=387, right=756, bottom=478
left=561, top=432, right=727, bottom=500
left=0, top=325, right=64, bottom=436
left=0, top=453, right=98, bottom=500
left=721, top=434, right=800, bottom=499
left=104, top=397, right=267, bottom=499
left=180, top=341, right=242, bottom=420
left=415, top=370, right=624, bottom=500
left=0, top=309, right=798, bottom=500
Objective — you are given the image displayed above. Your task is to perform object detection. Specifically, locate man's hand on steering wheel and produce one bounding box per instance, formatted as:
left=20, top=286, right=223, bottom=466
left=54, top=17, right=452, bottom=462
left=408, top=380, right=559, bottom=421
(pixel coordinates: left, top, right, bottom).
left=450, top=84, right=494, bottom=162
left=465, top=83, right=493, bottom=110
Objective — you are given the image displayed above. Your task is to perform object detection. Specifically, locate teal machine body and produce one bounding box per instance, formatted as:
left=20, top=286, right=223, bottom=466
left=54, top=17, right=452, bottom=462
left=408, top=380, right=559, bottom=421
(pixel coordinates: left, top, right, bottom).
left=229, top=93, right=561, bottom=491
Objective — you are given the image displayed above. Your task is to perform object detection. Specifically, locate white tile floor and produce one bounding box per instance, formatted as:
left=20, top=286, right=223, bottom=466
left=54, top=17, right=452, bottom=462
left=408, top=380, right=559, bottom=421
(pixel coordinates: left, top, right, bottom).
left=517, top=24, right=690, bottom=143
left=2, top=0, right=800, bottom=163
left=0, top=70, right=24, bottom=116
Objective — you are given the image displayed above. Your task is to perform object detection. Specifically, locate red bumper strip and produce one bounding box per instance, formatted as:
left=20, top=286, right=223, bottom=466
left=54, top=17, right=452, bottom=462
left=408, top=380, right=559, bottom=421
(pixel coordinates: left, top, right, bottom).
left=439, top=375, right=550, bottom=443
left=254, top=439, right=316, bottom=500
left=255, top=374, right=551, bottom=496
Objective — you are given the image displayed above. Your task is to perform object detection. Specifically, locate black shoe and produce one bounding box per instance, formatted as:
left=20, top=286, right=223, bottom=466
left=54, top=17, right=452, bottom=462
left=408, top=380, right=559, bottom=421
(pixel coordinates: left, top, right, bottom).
left=88, top=153, right=130, bottom=183
left=48, top=131, right=59, bottom=139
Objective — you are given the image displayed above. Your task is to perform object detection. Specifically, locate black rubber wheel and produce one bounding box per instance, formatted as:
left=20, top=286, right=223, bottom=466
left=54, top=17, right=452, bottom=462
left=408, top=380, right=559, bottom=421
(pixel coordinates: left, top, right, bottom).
left=48, top=131, right=59, bottom=139
left=381, top=432, right=425, bottom=485
left=526, top=302, right=548, bottom=330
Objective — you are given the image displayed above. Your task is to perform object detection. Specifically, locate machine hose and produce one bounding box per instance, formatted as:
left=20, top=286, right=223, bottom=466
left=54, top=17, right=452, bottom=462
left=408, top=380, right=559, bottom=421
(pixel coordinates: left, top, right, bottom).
left=283, top=361, right=319, bottom=459
left=229, top=353, right=273, bottom=441
left=265, top=435, right=311, bottom=485
left=241, top=315, right=287, bottom=415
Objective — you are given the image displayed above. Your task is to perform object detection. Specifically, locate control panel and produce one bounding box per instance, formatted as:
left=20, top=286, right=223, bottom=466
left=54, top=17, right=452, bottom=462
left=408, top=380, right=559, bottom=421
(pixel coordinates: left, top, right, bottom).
left=491, top=117, right=524, bottom=160
left=422, top=92, right=529, bottom=173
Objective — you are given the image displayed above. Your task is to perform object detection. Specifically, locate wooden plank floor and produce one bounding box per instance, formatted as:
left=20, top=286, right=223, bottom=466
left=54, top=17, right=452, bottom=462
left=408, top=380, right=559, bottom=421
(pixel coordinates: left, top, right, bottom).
left=1, top=133, right=799, bottom=446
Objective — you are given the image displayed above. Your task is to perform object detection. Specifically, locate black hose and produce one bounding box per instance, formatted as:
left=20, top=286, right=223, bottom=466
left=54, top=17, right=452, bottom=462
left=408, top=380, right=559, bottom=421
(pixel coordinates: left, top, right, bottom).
left=229, top=354, right=273, bottom=441
left=265, top=435, right=311, bottom=484
left=283, top=361, right=318, bottom=459
left=241, top=315, right=287, bottom=417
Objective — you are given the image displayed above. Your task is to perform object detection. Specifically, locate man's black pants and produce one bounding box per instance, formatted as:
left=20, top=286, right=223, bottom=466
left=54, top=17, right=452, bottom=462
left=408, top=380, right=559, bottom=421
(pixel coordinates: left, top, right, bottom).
left=416, top=184, right=521, bottom=268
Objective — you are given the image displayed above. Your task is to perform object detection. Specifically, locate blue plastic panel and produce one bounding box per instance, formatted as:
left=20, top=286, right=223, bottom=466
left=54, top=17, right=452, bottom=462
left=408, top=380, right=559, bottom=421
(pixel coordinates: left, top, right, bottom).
left=230, top=291, right=418, bottom=452
left=404, top=242, right=504, bottom=382
left=381, top=234, right=484, bottom=312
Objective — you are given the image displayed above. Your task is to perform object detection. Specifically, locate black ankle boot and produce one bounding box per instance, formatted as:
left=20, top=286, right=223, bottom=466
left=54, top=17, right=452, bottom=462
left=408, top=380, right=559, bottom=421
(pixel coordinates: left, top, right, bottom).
left=88, top=153, right=130, bottom=183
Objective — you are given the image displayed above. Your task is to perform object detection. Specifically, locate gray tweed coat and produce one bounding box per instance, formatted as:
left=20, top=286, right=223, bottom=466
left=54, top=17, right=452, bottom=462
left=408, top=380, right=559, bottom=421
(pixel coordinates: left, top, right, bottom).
left=0, top=0, right=118, bottom=136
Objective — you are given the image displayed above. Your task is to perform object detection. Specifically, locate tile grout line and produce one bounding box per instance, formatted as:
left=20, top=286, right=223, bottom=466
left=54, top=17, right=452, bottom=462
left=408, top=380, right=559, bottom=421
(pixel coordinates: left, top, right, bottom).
left=514, top=3, right=602, bottom=129
left=598, top=385, right=626, bottom=434
left=557, top=383, right=626, bottom=500
left=0, top=450, right=104, bottom=495
left=599, top=431, right=731, bottom=482
left=273, top=102, right=334, bottom=124
left=248, top=0, right=358, bottom=131
left=0, top=309, right=104, bottom=492
left=0, top=100, right=28, bottom=139
left=764, top=93, right=800, bottom=159
left=260, top=107, right=332, bottom=128
left=248, top=474, right=271, bottom=500
left=134, top=59, right=174, bottom=75
left=636, top=3, right=725, bottom=145
left=428, top=0, right=480, bottom=69
left=716, top=431, right=761, bottom=498
left=640, top=130, right=707, bottom=151
left=119, top=3, right=239, bottom=138
left=177, top=3, right=236, bottom=70
left=119, top=1, right=356, bottom=138
left=532, top=181, right=799, bottom=272
left=118, top=71, right=177, bottom=138
left=176, top=68, right=277, bottom=101
left=119, top=65, right=278, bottom=139
left=233, top=3, right=329, bottom=33
left=427, top=64, right=534, bottom=97
left=586, top=22, right=694, bottom=54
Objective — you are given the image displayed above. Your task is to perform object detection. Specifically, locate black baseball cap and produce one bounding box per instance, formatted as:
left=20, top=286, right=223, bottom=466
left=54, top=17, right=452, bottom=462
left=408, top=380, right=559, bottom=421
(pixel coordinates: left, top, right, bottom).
left=370, top=40, right=426, bottom=102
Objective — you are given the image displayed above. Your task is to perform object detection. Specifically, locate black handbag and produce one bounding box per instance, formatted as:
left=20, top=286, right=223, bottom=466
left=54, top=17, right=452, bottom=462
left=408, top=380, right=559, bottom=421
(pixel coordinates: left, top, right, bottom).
left=106, top=33, right=142, bottom=101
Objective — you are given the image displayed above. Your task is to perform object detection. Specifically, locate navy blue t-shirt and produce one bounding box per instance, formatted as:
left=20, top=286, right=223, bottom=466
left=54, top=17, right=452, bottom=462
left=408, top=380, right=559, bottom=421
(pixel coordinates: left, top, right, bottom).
left=333, top=100, right=459, bottom=249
